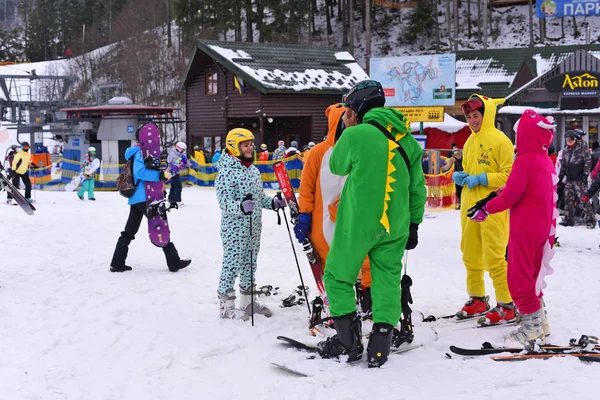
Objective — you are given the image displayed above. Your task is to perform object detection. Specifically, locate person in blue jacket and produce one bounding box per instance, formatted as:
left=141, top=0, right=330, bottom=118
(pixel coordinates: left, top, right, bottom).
left=109, top=129, right=191, bottom=273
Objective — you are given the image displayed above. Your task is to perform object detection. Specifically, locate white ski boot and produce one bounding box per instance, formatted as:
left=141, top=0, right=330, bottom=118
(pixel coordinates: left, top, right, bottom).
left=506, top=308, right=545, bottom=347
left=218, top=290, right=247, bottom=320
left=539, top=297, right=551, bottom=337
left=239, top=287, right=273, bottom=318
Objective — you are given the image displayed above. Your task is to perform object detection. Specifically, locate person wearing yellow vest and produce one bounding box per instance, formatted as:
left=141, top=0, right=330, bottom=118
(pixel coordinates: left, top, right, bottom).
left=452, top=95, right=514, bottom=323
left=7, top=141, right=36, bottom=204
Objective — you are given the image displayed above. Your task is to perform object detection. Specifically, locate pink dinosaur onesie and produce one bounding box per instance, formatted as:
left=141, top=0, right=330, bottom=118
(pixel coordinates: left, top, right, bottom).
left=485, top=109, right=558, bottom=314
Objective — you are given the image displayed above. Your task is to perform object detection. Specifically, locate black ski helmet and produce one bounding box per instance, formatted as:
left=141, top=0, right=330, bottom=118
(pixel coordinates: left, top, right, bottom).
left=342, top=80, right=386, bottom=122
left=21, top=141, right=30, bottom=150
left=566, top=129, right=584, bottom=140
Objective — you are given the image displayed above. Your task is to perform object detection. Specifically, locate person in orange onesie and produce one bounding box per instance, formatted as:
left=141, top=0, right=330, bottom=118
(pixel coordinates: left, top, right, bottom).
left=295, top=103, right=373, bottom=314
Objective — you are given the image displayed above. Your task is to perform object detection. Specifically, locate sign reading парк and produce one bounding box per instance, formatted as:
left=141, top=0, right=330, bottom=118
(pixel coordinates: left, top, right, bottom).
left=544, top=71, right=600, bottom=97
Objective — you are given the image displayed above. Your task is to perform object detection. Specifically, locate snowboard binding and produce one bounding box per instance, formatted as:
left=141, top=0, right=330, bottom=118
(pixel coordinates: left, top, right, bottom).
left=147, top=199, right=178, bottom=220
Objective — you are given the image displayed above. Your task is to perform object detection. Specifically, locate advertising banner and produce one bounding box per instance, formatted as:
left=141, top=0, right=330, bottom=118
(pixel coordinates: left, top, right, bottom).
left=537, top=0, right=600, bottom=18
left=370, top=54, right=456, bottom=107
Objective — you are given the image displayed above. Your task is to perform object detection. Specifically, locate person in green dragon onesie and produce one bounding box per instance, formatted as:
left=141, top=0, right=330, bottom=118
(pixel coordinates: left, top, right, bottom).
left=317, top=80, right=427, bottom=368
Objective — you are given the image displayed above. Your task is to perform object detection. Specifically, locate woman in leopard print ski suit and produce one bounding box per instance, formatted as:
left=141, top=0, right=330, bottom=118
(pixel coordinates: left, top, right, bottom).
left=215, top=128, right=285, bottom=319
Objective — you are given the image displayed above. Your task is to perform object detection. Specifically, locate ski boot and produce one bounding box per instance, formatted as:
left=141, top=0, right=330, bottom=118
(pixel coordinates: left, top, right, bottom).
left=239, top=286, right=273, bottom=318
left=317, top=312, right=364, bottom=362
left=458, top=296, right=490, bottom=319
left=480, top=302, right=515, bottom=325
left=218, top=290, right=247, bottom=320
left=587, top=221, right=596, bottom=229
left=367, top=322, right=394, bottom=368
left=539, top=297, right=551, bottom=337
left=506, top=308, right=545, bottom=347
left=110, top=265, right=133, bottom=273
left=559, top=218, right=574, bottom=227
left=391, top=322, right=414, bottom=349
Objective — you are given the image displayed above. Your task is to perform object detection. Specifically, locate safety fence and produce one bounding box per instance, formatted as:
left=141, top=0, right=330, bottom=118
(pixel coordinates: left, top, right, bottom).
left=28, top=156, right=304, bottom=191
left=26, top=154, right=457, bottom=210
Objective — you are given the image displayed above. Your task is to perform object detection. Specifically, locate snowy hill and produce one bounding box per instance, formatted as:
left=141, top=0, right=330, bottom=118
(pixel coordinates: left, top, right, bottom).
left=1, top=188, right=599, bottom=399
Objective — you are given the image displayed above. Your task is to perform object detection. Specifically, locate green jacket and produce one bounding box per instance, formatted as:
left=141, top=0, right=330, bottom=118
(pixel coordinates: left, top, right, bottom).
left=329, top=107, right=427, bottom=240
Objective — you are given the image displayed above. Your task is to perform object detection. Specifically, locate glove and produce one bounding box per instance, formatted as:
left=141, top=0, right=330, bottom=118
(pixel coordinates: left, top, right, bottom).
left=467, top=192, right=498, bottom=222
left=293, top=213, right=312, bottom=243
left=240, top=194, right=254, bottom=215
left=144, top=155, right=161, bottom=170
left=582, top=195, right=590, bottom=203
left=452, top=171, right=469, bottom=186
left=463, top=172, right=488, bottom=189
left=271, top=197, right=286, bottom=211
left=405, top=223, right=419, bottom=250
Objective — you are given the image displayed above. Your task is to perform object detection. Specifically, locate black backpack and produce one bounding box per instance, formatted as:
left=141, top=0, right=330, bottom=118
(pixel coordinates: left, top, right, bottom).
left=116, top=157, right=139, bottom=198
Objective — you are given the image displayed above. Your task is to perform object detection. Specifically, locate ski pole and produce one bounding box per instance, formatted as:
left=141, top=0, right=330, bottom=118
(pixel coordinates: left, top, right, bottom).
left=245, top=193, right=255, bottom=327
left=276, top=192, right=311, bottom=315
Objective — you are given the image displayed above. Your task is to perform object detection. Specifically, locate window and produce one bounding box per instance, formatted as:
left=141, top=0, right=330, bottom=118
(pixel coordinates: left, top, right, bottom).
left=206, top=72, right=218, bottom=95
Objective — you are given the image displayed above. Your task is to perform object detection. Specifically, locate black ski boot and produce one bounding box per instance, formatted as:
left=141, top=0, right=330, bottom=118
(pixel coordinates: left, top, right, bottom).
left=317, top=312, right=364, bottom=361
left=360, top=287, right=372, bottom=317
left=367, top=322, right=394, bottom=368
left=169, top=259, right=191, bottom=272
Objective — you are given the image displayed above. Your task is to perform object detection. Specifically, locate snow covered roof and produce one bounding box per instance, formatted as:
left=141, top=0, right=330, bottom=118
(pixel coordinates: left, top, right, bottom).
left=499, top=105, right=600, bottom=116
left=410, top=113, right=468, bottom=133
left=455, top=45, right=600, bottom=100
left=182, top=40, right=369, bottom=94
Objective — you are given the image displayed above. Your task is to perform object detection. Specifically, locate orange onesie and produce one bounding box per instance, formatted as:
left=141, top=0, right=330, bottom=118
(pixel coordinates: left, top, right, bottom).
left=298, top=104, right=371, bottom=288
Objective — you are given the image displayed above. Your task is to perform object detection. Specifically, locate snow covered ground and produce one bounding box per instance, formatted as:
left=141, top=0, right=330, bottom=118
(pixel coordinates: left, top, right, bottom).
left=1, top=187, right=599, bottom=400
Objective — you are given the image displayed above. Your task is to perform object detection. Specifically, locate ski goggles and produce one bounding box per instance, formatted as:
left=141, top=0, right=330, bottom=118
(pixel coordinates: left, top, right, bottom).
left=342, top=80, right=382, bottom=107
left=461, top=98, right=484, bottom=114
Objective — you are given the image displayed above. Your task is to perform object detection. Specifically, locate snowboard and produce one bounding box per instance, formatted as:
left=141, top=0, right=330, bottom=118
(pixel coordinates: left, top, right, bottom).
left=65, top=158, right=101, bottom=192
left=138, top=123, right=170, bottom=247
left=0, top=166, right=36, bottom=215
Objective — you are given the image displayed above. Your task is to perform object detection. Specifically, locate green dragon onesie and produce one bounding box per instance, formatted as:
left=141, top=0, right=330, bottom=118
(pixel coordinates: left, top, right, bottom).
left=324, top=107, right=427, bottom=325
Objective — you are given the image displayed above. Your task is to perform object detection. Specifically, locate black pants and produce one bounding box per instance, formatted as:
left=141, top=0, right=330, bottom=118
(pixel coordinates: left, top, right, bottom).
left=168, top=174, right=182, bottom=202
left=7, top=172, right=32, bottom=199
left=110, top=202, right=180, bottom=269
left=455, top=184, right=462, bottom=208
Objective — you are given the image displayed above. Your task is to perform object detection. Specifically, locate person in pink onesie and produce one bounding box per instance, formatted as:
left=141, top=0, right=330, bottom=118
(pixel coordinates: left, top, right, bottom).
left=467, top=109, right=558, bottom=346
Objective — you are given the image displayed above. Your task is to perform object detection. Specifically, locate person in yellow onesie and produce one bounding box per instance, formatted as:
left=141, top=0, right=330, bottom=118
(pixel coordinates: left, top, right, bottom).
left=295, top=104, right=373, bottom=314
left=452, top=94, right=515, bottom=323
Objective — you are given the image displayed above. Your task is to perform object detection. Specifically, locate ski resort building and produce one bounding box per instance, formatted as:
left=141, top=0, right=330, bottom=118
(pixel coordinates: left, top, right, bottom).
left=181, top=40, right=369, bottom=151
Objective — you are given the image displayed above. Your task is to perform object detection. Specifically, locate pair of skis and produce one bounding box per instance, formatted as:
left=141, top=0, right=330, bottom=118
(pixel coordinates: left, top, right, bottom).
left=273, top=161, right=328, bottom=330
left=447, top=335, right=600, bottom=362
left=0, top=164, right=36, bottom=215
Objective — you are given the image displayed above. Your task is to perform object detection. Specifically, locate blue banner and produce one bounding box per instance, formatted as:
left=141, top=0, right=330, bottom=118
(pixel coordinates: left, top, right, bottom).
left=537, top=0, right=600, bottom=18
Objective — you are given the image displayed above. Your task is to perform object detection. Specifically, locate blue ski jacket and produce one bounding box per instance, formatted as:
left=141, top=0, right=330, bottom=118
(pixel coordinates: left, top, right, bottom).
left=125, top=145, right=161, bottom=205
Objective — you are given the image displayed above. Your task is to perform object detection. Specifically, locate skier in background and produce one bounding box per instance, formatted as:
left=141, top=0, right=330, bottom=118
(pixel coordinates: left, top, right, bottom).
left=285, top=140, right=302, bottom=158
left=167, top=142, right=188, bottom=206
left=452, top=94, right=514, bottom=324
left=77, top=146, right=98, bottom=201
left=109, top=128, right=191, bottom=273
left=7, top=141, right=36, bottom=204
left=215, top=128, right=286, bottom=320
left=272, top=140, right=286, bottom=160
left=467, top=110, right=557, bottom=345
left=258, top=144, right=270, bottom=161
left=317, top=80, right=426, bottom=368
left=559, top=130, right=595, bottom=228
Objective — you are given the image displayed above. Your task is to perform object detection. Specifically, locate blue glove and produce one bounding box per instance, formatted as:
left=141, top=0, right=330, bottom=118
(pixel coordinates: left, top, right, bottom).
left=240, top=194, right=254, bottom=215
left=293, top=213, right=312, bottom=243
left=452, top=171, right=469, bottom=186
left=463, top=172, right=488, bottom=189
